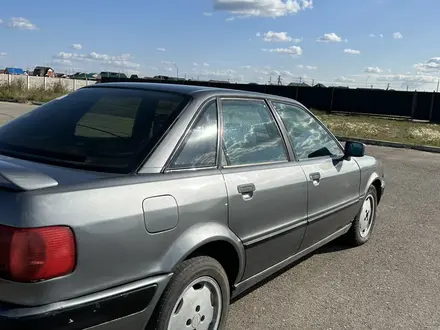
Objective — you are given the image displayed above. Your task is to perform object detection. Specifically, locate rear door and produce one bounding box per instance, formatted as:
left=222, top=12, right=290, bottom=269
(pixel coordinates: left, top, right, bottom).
left=219, top=98, right=308, bottom=280
left=270, top=101, right=361, bottom=249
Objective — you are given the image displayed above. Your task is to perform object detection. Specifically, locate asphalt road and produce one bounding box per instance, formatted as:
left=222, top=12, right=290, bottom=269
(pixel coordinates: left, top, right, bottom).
left=0, top=101, right=35, bottom=124
left=1, top=102, right=440, bottom=330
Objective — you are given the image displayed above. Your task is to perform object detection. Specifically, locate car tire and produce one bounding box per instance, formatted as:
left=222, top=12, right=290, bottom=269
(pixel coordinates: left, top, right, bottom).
left=346, top=185, right=378, bottom=246
left=148, top=256, right=230, bottom=330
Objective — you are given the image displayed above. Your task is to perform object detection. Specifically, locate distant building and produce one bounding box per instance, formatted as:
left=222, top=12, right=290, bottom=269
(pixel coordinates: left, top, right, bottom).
left=313, top=83, right=327, bottom=88
left=33, top=66, right=54, bottom=77
left=288, top=82, right=311, bottom=87
left=4, top=67, right=25, bottom=75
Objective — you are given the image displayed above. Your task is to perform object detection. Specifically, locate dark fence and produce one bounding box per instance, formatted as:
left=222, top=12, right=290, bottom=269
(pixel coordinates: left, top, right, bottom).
left=100, top=77, right=440, bottom=123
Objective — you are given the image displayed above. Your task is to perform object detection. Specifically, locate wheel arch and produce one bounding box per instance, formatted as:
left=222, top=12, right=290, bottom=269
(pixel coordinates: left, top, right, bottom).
left=161, top=222, right=245, bottom=286
left=364, top=172, right=382, bottom=204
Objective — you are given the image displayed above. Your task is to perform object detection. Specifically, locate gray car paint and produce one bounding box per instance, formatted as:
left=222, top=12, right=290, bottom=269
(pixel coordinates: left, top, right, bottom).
left=0, top=83, right=385, bottom=329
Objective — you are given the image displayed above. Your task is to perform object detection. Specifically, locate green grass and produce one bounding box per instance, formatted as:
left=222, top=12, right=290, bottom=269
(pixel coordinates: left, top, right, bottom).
left=313, top=110, right=440, bottom=147
left=0, top=79, right=69, bottom=103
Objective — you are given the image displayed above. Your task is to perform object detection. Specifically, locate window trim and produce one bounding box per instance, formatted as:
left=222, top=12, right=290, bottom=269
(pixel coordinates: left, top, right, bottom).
left=163, top=97, right=219, bottom=173
left=268, top=100, right=345, bottom=162
left=218, top=97, right=291, bottom=170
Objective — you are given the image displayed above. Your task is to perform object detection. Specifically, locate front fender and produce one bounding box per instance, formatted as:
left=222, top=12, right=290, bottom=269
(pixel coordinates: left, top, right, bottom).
left=159, top=222, right=246, bottom=283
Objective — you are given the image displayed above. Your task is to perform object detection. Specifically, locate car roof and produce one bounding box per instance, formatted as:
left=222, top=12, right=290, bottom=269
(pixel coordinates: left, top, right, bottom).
left=88, top=82, right=300, bottom=104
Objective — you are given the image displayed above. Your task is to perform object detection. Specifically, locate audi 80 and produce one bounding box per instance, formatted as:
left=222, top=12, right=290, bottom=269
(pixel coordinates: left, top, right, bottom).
left=0, top=83, right=385, bottom=330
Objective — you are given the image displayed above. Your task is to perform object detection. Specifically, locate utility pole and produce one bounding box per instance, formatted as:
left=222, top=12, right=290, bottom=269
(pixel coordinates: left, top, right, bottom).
left=436, top=79, right=439, bottom=93
left=277, top=75, right=282, bottom=85
left=299, top=77, right=302, bottom=83
left=386, top=83, right=390, bottom=90
left=268, top=76, right=272, bottom=85
left=312, top=79, right=315, bottom=86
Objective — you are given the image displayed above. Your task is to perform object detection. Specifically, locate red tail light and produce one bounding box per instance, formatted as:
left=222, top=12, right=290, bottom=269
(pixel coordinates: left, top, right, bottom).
left=0, top=225, right=76, bottom=282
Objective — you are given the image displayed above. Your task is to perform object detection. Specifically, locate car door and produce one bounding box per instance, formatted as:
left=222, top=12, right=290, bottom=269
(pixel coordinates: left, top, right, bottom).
left=270, top=101, right=362, bottom=249
left=219, top=97, right=308, bottom=280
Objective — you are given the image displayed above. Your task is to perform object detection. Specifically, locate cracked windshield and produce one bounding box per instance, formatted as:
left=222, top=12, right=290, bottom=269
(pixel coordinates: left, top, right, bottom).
left=0, top=1, right=439, bottom=330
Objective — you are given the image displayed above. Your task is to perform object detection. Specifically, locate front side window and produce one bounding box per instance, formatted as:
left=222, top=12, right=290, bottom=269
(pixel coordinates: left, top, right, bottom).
left=0, top=87, right=190, bottom=173
left=271, top=102, right=343, bottom=160
left=169, top=101, right=218, bottom=170
left=221, top=99, right=288, bottom=166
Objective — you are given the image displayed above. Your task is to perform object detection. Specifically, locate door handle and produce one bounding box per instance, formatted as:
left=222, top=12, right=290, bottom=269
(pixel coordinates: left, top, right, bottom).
left=237, top=183, right=256, bottom=194
left=309, top=172, right=321, bottom=186
left=237, top=183, right=256, bottom=200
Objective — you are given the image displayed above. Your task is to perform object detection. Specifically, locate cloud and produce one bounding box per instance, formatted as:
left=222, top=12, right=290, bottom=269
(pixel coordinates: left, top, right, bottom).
left=344, top=48, right=361, bottom=55
left=203, top=12, right=213, bottom=16
left=369, top=34, right=375, bottom=38
left=375, top=73, right=438, bottom=89
left=316, top=32, right=343, bottom=43
left=214, top=0, right=313, bottom=19
left=71, top=44, right=82, bottom=50
left=241, top=65, right=252, bottom=69
left=195, top=68, right=242, bottom=81
left=156, top=48, right=166, bottom=51
left=203, top=62, right=210, bottom=67
left=52, top=59, right=73, bottom=66
left=193, top=62, right=198, bottom=66
left=262, top=45, right=303, bottom=56
left=335, top=76, right=356, bottom=83
left=413, top=57, right=440, bottom=72
left=0, top=52, right=7, bottom=57
left=258, top=30, right=302, bottom=43
left=6, top=17, right=38, bottom=30
left=364, top=66, right=383, bottom=73
left=380, top=34, right=384, bottom=38
left=392, top=32, right=403, bottom=39
left=296, top=64, right=316, bottom=70
left=53, top=51, right=141, bottom=69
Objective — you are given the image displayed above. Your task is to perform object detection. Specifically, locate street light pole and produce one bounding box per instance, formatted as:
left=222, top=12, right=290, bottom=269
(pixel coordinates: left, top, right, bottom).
left=172, top=62, right=179, bottom=78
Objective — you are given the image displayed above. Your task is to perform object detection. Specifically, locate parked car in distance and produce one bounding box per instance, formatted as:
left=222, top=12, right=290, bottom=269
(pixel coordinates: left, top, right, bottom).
left=0, top=83, right=385, bottom=330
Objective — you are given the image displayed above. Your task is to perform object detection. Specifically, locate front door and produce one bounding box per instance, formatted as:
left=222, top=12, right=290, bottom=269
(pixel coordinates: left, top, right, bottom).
left=269, top=101, right=361, bottom=249
left=219, top=98, right=308, bottom=280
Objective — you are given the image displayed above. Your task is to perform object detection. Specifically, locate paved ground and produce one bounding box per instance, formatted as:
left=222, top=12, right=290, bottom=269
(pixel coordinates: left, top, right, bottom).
left=0, top=101, right=35, bottom=124
left=1, top=102, right=440, bottom=330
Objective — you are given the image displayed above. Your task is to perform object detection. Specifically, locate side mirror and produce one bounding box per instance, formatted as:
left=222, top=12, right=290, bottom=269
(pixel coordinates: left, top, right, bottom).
left=344, top=141, right=365, bottom=157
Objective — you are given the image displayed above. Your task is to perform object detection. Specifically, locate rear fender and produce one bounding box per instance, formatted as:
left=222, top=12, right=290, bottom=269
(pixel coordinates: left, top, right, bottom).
left=160, top=222, right=245, bottom=284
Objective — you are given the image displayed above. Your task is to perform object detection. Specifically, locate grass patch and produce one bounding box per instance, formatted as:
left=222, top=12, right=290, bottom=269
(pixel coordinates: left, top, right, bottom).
left=313, top=110, right=440, bottom=147
left=0, top=79, right=68, bottom=103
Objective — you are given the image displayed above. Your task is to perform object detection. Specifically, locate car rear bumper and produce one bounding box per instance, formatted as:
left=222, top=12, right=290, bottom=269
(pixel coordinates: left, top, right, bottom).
left=0, top=273, right=172, bottom=330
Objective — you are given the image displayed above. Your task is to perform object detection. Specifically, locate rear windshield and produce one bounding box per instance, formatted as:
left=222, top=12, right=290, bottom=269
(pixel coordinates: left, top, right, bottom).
left=0, top=87, right=190, bottom=173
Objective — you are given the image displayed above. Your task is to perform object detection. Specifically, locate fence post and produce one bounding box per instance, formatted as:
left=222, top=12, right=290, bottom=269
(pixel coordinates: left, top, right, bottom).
left=26, top=75, right=30, bottom=90
left=43, top=77, right=47, bottom=90
left=7, top=74, right=11, bottom=86
left=429, top=92, right=435, bottom=122
left=329, top=87, right=335, bottom=113
left=411, top=90, right=417, bottom=120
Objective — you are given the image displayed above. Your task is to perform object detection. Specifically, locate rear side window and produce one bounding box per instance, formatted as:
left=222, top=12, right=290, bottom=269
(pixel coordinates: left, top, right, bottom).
left=168, top=100, right=218, bottom=170
left=0, top=87, right=190, bottom=173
